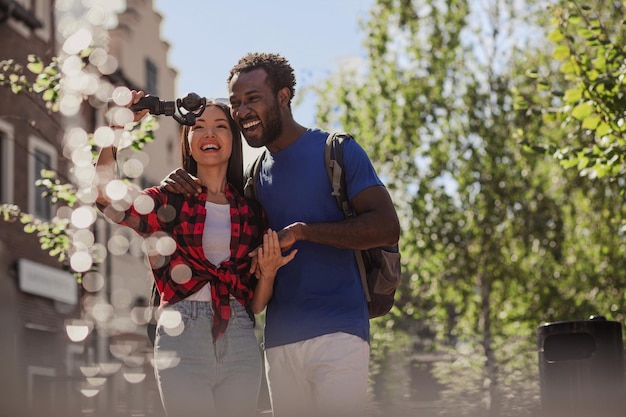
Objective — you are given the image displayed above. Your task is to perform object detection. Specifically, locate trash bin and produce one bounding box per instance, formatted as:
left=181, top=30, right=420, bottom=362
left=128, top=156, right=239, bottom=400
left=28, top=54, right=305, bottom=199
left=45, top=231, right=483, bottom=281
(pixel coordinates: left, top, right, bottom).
left=537, top=315, right=625, bottom=417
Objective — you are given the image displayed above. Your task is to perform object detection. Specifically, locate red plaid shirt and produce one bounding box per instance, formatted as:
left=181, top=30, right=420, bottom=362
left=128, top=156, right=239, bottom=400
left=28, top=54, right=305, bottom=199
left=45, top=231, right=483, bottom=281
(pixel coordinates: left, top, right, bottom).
left=103, top=184, right=265, bottom=341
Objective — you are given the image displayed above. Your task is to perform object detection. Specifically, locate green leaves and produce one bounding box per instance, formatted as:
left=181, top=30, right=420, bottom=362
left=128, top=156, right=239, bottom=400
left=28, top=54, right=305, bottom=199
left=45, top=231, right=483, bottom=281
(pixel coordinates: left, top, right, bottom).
left=563, top=87, right=582, bottom=103
left=34, top=170, right=78, bottom=207
left=571, top=102, right=593, bottom=120
left=26, top=55, right=44, bottom=74
left=548, top=28, right=565, bottom=43
left=1, top=202, right=73, bottom=265
left=553, top=44, right=571, bottom=61
left=0, top=54, right=62, bottom=110
left=515, top=0, right=626, bottom=180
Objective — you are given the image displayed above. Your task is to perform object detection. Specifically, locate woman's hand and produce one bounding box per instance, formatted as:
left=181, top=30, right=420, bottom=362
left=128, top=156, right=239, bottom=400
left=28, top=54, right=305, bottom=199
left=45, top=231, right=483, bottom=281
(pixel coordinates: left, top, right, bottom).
left=108, top=89, right=150, bottom=128
left=256, top=229, right=297, bottom=281
left=127, top=90, right=150, bottom=123
left=250, top=229, right=297, bottom=314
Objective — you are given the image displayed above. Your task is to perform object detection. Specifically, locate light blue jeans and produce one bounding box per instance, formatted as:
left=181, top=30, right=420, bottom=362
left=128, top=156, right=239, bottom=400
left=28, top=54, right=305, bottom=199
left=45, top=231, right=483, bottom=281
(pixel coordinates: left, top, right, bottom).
left=154, top=300, right=262, bottom=417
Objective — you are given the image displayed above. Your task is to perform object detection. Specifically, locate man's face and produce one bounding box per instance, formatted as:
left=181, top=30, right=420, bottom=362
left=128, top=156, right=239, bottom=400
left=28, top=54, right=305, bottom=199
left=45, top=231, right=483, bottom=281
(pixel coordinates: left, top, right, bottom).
left=229, top=68, right=282, bottom=148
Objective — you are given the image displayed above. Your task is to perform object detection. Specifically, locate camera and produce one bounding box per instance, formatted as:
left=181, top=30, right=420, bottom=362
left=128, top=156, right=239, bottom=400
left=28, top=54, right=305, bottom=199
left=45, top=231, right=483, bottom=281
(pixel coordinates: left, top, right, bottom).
left=129, top=92, right=206, bottom=125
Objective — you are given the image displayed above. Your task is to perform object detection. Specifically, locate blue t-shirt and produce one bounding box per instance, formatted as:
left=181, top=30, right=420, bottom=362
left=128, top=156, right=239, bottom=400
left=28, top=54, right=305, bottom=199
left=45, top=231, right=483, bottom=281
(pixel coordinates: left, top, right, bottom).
left=256, top=129, right=383, bottom=348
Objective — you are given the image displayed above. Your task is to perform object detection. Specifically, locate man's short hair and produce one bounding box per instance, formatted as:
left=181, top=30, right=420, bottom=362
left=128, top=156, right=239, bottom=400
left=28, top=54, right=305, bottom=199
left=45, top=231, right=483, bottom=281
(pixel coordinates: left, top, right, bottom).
left=228, top=52, right=296, bottom=105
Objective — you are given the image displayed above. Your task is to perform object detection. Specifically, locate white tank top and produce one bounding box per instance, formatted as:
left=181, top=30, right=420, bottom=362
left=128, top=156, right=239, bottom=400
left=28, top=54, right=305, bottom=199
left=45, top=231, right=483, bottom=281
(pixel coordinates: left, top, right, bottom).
left=186, top=201, right=231, bottom=301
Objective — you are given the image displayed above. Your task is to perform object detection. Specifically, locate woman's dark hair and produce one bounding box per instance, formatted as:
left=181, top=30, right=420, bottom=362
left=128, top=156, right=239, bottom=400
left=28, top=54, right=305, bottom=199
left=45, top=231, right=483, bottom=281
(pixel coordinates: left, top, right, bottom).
left=180, top=100, right=244, bottom=194
left=227, top=52, right=296, bottom=106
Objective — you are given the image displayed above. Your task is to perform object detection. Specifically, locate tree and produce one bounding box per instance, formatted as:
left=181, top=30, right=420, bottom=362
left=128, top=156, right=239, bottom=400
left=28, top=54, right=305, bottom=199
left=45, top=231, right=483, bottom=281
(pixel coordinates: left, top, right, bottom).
left=314, top=1, right=625, bottom=416
left=512, top=0, right=626, bottom=353
left=514, top=0, right=626, bottom=181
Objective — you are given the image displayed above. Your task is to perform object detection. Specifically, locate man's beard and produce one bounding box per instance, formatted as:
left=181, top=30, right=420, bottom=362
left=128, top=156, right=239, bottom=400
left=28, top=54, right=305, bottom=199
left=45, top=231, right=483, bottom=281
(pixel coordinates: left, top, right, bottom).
left=245, top=102, right=283, bottom=148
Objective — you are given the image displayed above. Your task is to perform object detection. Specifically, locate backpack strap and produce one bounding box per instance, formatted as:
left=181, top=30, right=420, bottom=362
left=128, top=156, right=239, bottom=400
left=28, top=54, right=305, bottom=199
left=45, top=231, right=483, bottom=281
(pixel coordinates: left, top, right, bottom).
left=325, top=132, right=353, bottom=219
left=324, top=132, right=370, bottom=302
left=244, top=150, right=266, bottom=201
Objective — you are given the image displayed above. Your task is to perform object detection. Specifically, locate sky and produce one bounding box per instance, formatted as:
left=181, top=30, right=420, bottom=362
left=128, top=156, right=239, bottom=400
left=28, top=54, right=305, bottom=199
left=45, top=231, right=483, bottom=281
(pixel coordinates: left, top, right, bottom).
left=152, top=0, right=374, bottom=129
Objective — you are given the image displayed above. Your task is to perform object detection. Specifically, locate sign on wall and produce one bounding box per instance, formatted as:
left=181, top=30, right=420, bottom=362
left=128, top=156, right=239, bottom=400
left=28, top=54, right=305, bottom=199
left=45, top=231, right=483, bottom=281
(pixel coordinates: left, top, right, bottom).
left=18, top=259, right=78, bottom=305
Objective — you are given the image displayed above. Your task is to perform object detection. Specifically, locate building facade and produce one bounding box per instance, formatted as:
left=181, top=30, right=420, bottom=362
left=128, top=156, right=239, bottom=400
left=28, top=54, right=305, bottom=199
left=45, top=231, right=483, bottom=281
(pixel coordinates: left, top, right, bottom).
left=0, top=1, right=179, bottom=415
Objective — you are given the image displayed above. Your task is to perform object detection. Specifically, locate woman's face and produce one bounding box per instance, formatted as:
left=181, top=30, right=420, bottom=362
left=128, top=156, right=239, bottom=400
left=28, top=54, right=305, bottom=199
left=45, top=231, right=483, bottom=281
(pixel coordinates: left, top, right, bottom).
left=187, top=105, right=233, bottom=167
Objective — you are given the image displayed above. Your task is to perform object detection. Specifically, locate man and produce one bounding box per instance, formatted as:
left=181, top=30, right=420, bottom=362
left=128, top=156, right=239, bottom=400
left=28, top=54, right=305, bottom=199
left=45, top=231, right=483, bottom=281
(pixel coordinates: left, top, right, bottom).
left=164, top=52, right=400, bottom=417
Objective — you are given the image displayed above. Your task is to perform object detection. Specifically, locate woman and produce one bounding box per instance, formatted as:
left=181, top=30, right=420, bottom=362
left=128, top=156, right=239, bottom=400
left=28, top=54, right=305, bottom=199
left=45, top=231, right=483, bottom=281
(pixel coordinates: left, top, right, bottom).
left=95, top=90, right=295, bottom=417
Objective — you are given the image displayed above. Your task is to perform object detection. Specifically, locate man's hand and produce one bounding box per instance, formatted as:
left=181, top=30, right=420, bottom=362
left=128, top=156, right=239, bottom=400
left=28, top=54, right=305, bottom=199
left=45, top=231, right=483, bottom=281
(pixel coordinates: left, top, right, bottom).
left=277, top=222, right=303, bottom=251
left=249, top=222, right=303, bottom=273
left=161, top=168, right=203, bottom=197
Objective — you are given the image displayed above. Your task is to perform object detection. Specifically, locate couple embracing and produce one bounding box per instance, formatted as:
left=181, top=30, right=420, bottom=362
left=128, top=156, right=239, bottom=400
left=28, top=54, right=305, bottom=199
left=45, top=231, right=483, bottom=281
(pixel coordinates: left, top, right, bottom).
left=96, top=52, right=400, bottom=417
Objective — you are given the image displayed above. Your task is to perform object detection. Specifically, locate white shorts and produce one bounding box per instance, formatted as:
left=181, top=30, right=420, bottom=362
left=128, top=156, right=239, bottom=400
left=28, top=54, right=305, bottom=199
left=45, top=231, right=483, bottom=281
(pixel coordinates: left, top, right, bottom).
left=264, top=332, right=370, bottom=417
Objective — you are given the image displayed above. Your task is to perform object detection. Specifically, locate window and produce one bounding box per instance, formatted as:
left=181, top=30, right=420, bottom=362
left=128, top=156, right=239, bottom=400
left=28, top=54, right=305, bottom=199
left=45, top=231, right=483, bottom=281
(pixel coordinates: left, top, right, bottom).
left=28, top=136, right=57, bottom=220
left=0, top=0, right=43, bottom=30
left=0, top=121, right=14, bottom=204
left=34, top=0, right=52, bottom=41
left=145, top=58, right=158, bottom=95
left=33, top=149, right=51, bottom=219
